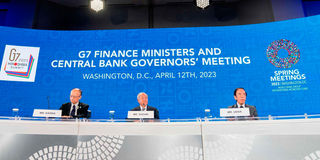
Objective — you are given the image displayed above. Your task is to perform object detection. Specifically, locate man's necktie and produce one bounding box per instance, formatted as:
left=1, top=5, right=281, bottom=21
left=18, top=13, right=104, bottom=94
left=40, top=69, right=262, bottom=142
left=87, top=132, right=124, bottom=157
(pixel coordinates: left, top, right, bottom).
left=70, top=105, right=76, bottom=116
left=240, top=105, right=244, bottom=108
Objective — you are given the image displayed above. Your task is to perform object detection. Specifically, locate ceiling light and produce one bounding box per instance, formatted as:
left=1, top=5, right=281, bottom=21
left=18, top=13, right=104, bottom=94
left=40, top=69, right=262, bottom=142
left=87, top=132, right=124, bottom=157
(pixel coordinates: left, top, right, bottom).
left=196, top=0, right=210, bottom=9
left=91, top=0, right=104, bottom=12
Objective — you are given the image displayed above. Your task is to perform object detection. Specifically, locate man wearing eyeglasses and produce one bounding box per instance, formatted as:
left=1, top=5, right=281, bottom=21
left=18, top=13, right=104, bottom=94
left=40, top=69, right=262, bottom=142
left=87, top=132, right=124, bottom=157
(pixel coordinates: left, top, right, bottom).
left=228, top=87, right=258, bottom=120
left=130, top=92, right=159, bottom=119
left=60, top=88, right=89, bottom=119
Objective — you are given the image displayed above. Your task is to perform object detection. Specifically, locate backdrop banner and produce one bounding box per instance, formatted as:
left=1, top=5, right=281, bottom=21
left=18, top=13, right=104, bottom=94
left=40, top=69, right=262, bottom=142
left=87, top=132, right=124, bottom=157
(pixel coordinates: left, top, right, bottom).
left=0, top=15, right=319, bottom=119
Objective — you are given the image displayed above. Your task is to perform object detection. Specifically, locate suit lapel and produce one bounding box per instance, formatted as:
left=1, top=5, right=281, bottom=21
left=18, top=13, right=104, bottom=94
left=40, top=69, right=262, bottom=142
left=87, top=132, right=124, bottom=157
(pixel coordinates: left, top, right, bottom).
left=78, top=102, right=82, bottom=109
left=67, top=103, right=72, bottom=110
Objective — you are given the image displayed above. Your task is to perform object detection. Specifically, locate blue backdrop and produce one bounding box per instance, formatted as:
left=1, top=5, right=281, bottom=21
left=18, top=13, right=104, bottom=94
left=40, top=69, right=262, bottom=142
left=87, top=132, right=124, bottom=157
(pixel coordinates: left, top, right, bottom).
left=0, top=15, right=319, bottom=119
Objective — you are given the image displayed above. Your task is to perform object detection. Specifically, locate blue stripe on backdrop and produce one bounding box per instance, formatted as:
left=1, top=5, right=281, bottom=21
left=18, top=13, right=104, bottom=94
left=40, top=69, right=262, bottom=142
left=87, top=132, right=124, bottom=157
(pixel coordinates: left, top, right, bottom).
left=0, top=15, right=319, bottom=119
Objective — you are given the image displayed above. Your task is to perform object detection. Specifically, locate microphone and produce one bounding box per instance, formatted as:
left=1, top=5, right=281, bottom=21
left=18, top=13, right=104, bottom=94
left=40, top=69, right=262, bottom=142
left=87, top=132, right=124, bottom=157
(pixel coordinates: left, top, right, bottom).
left=47, top=96, right=50, bottom=109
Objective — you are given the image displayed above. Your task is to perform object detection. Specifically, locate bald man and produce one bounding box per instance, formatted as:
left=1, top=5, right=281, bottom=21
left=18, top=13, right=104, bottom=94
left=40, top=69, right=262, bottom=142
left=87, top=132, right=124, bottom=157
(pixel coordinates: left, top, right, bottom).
left=60, top=88, right=89, bottom=119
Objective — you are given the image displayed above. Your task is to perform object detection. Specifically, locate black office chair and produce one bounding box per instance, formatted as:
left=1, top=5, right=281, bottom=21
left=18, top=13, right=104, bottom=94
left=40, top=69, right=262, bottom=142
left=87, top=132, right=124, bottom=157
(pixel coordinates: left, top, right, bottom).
left=87, top=110, right=91, bottom=119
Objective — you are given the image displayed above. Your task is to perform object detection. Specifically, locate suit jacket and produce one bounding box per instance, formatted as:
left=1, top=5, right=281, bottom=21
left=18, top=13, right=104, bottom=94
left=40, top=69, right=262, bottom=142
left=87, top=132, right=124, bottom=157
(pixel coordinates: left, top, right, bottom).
left=130, top=105, right=159, bottom=119
left=228, top=104, right=258, bottom=120
left=59, top=102, right=89, bottom=118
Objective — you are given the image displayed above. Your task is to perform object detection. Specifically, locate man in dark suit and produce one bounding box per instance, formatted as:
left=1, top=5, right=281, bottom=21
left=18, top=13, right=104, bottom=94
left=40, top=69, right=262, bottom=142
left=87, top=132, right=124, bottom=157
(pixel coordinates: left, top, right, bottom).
left=130, top=92, right=159, bottom=119
left=228, top=88, right=258, bottom=120
left=60, top=88, right=89, bottom=119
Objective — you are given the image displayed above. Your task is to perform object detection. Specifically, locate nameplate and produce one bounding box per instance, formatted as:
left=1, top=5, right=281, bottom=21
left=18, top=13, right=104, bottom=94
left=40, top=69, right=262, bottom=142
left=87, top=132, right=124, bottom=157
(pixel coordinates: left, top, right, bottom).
left=220, top=108, right=250, bottom=117
left=127, top=111, right=154, bottom=119
left=33, top=109, right=62, bottom=118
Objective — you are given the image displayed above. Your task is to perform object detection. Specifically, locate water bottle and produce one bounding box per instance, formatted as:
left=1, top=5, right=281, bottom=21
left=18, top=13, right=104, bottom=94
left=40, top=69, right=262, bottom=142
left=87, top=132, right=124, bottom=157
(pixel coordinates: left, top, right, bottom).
left=12, top=108, right=19, bottom=120
left=204, top=109, right=212, bottom=121
left=109, top=110, right=115, bottom=120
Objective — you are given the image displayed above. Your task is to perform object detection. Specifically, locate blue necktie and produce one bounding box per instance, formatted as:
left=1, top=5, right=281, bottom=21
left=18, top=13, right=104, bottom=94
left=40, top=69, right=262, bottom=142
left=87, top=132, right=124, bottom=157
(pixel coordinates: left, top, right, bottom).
left=70, top=105, right=76, bottom=116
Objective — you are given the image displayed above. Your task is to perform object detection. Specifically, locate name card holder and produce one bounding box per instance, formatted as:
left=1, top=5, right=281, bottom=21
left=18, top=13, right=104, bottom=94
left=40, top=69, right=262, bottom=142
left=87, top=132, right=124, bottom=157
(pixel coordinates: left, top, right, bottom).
left=220, top=108, right=250, bottom=117
left=127, top=111, right=154, bottom=119
left=33, top=109, right=62, bottom=118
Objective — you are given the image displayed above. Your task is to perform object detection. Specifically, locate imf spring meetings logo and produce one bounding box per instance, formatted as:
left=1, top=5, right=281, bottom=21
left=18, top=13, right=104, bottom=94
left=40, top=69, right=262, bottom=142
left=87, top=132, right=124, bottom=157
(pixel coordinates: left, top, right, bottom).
left=266, top=39, right=300, bottom=68
left=0, top=45, right=40, bottom=82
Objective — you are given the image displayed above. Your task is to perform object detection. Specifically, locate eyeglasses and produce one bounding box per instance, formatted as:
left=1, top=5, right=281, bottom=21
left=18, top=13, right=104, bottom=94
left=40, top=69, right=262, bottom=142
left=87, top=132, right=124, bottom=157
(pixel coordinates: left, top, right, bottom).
left=70, top=95, right=80, bottom=98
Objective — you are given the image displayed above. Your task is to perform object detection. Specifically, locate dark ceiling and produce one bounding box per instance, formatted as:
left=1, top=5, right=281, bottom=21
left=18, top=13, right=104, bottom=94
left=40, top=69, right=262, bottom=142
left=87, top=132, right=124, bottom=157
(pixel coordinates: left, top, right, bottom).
left=34, top=0, right=273, bottom=30
left=48, top=0, right=241, bottom=6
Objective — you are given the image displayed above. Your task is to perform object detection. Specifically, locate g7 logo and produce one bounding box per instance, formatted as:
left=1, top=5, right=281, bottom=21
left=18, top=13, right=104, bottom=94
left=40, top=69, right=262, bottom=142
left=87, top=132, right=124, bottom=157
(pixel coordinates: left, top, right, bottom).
left=9, top=48, right=20, bottom=61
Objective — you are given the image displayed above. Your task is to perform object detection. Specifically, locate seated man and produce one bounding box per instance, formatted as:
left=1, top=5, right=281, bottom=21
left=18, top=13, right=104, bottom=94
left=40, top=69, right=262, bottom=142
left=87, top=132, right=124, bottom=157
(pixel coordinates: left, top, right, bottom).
left=228, top=87, right=258, bottom=120
left=130, top=92, right=159, bottom=119
left=60, top=88, right=89, bottom=119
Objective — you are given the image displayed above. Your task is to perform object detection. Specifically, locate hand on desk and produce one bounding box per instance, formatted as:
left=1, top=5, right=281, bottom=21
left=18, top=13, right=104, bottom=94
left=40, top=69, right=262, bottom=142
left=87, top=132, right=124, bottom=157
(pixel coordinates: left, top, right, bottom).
left=61, top=116, right=72, bottom=119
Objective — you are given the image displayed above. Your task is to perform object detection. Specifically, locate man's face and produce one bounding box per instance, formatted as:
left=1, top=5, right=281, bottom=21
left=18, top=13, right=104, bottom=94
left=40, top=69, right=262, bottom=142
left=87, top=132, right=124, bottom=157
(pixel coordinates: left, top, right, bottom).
left=138, top=93, right=148, bottom=108
left=70, top=90, right=82, bottom=104
left=234, top=89, right=246, bottom=105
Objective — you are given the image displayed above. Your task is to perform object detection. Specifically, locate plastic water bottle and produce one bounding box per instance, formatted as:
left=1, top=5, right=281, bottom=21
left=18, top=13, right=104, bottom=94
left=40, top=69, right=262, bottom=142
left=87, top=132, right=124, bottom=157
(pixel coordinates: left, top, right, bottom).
left=109, top=110, right=115, bottom=120
left=204, top=109, right=212, bottom=121
left=12, top=108, right=19, bottom=120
